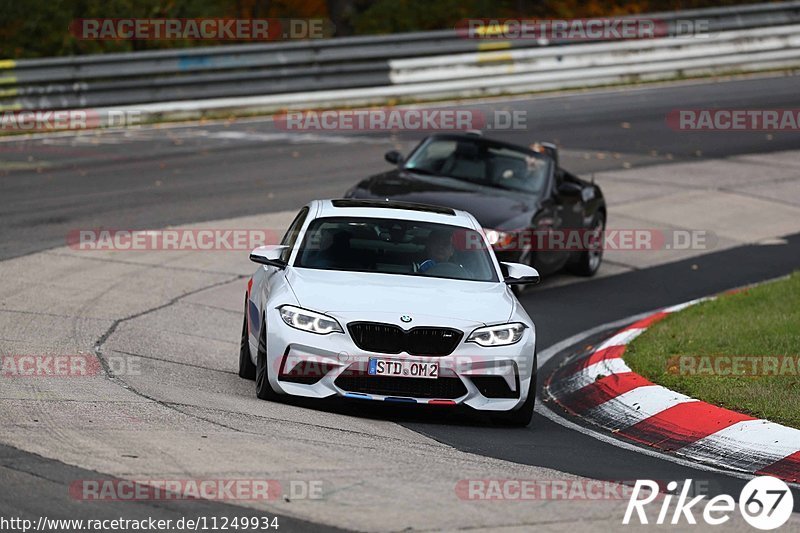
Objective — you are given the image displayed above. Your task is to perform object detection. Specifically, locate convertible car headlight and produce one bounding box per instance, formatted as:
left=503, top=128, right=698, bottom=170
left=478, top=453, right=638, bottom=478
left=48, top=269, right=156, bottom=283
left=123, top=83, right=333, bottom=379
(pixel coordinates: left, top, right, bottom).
left=279, top=305, right=343, bottom=335
left=467, top=323, right=526, bottom=347
left=484, top=229, right=515, bottom=249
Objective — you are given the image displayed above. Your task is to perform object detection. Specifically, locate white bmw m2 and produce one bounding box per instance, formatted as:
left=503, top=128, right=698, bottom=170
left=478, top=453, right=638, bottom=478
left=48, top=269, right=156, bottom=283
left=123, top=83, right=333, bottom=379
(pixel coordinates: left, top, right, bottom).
left=239, top=199, right=540, bottom=425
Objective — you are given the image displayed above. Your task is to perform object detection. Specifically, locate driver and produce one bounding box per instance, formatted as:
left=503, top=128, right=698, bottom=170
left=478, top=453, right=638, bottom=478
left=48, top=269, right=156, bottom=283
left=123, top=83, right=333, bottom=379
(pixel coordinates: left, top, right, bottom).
left=419, top=230, right=454, bottom=272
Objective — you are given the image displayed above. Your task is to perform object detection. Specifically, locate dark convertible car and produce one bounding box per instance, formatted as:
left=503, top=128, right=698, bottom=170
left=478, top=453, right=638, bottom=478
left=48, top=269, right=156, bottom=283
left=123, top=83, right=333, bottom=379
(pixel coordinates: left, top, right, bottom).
left=344, top=133, right=606, bottom=278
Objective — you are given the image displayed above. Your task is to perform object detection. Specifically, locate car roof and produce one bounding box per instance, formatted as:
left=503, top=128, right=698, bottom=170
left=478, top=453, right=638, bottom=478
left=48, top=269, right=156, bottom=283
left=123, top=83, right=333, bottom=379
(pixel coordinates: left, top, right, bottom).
left=313, top=199, right=479, bottom=229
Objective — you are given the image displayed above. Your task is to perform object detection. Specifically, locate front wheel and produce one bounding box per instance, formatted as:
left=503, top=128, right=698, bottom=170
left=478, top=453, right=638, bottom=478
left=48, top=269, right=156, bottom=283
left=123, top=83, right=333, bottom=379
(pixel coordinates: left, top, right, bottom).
left=567, top=212, right=605, bottom=277
left=491, top=380, right=535, bottom=427
left=255, top=315, right=279, bottom=400
left=238, top=298, right=256, bottom=380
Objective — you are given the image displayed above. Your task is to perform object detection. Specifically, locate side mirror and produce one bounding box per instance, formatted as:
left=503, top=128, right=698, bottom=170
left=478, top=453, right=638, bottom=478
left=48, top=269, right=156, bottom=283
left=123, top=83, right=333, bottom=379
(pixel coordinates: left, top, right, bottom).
left=250, top=245, right=289, bottom=268
left=384, top=150, right=404, bottom=165
left=501, top=262, right=540, bottom=285
left=557, top=181, right=582, bottom=198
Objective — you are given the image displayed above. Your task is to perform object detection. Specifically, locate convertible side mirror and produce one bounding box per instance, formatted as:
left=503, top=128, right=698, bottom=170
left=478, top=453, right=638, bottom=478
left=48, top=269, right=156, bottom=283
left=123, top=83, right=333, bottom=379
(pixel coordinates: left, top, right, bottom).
left=500, top=262, right=540, bottom=285
left=557, top=181, right=583, bottom=198
left=384, top=150, right=404, bottom=165
left=250, top=245, right=289, bottom=268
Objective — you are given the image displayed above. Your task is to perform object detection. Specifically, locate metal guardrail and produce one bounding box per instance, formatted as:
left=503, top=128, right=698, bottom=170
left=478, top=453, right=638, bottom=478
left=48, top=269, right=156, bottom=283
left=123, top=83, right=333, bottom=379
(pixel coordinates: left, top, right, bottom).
left=2, top=1, right=800, bottom=113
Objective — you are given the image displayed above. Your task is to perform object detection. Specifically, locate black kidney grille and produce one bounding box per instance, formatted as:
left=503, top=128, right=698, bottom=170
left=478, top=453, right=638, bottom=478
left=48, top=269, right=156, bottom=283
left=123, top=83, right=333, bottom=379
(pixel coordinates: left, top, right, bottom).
left=347, top=322, right=406, bottom=354
left=347, top=322, right=463, bottom=356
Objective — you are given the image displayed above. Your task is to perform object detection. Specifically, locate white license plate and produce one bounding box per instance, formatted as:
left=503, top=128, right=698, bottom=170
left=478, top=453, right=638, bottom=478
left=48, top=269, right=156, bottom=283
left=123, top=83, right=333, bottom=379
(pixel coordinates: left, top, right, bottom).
left=368, top=359, right=439, bottom=379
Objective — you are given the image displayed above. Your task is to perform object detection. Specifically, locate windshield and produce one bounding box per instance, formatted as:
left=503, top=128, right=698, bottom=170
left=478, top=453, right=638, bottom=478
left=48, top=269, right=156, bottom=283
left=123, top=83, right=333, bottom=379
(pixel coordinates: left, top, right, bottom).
left=294, top=217, right=499, bottom=282
left=403, top=138, right=550, bottom=194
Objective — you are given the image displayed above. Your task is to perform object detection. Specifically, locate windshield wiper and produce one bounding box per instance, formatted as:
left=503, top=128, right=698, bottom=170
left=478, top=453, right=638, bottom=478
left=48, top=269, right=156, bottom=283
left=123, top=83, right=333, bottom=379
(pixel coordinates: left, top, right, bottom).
left=404, top=167, right=439, bottom=176
left=488, top=181, right=524, bottom=192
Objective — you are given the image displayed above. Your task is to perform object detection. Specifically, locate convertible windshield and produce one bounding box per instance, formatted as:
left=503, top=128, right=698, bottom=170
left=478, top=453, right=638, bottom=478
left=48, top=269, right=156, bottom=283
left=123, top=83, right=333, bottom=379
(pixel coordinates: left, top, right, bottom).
left=294, top=217, right=499, bottom=282
left=403, top=138, right=550, bottom=193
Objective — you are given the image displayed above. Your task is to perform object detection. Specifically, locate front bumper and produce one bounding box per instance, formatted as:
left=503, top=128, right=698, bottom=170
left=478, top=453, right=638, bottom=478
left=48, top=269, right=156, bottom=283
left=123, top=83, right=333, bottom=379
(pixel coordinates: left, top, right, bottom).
left=265, top=316, right=536, bottom=411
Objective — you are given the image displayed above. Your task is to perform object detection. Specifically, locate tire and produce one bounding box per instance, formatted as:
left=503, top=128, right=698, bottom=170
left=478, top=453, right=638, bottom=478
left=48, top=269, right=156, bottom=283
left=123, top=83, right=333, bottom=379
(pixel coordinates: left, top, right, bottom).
left=238, top=297, right=256, bottom=380
left=567, top=212, right=605, bottom=277
left=491, top=388, right=535, bottom=427
left=255, top=314, right=279, bottom=400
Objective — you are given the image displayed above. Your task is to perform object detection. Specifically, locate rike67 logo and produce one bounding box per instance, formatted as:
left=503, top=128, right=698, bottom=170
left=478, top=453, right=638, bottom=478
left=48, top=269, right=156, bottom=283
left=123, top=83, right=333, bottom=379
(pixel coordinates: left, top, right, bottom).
left=624, top=477, right=794, bottom=530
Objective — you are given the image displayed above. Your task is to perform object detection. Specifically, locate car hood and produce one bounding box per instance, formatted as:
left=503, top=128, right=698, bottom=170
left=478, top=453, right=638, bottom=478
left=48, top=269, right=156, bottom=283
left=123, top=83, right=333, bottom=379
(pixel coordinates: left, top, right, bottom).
left=354, top=171, right=538, bottom=229
left=285, top=267, right=514, bottom=327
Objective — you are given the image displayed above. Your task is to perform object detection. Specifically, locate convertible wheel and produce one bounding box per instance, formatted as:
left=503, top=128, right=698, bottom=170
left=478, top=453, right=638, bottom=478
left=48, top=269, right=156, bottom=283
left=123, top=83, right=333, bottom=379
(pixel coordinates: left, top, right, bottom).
left=238, top=297, right=256, bottom=380
left=491, top=388, right=535, bottom=427
left=255, top=315, right=279, bottom=400
left=567, top=213, right=605, bottom=277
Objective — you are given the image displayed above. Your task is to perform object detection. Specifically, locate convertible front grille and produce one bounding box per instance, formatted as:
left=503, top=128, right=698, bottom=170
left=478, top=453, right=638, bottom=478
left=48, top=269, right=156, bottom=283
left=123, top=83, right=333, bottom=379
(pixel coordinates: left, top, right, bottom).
left=335, top=369, right=468, bottom=399
left=347, top=322, right=463, bottom=356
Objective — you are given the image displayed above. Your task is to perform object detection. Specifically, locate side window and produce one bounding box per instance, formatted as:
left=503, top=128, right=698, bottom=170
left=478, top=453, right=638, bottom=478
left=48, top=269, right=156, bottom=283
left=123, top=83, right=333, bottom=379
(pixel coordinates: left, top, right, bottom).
left=280, top=207, right=309, bottom=261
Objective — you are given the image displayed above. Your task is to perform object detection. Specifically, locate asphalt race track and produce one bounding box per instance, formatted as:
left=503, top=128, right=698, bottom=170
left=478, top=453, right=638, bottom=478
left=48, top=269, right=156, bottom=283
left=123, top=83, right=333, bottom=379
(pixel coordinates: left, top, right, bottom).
left=2, top=74, right=800, bottom=530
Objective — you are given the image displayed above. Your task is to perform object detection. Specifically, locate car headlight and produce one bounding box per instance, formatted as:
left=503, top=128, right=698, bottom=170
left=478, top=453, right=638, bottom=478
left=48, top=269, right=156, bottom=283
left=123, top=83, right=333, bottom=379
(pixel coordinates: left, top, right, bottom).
left=484, top=229, right=515, bottom=249
left=279, top=305, right=343, bottom=335
left=467, top=323, right=526, bottom=346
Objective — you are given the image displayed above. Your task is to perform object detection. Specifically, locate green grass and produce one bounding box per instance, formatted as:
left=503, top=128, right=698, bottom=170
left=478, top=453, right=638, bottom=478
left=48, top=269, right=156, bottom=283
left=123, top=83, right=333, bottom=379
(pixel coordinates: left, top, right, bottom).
left=625, top=272, right=800, bottom=429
